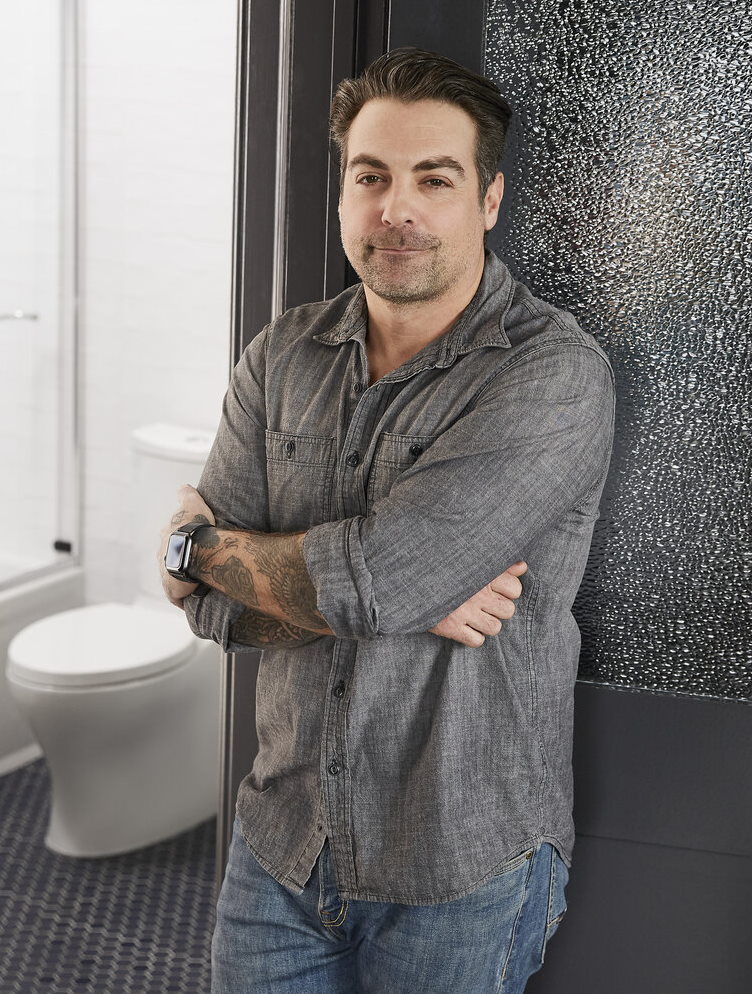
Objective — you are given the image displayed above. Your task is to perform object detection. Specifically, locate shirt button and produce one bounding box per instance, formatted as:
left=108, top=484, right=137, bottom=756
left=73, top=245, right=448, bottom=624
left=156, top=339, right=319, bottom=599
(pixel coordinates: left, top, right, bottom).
left=332, top=681, right=346, bottom=698
left=346, top=451, right=360, bottom=467
left=328, top=761, right=341, bottom=776
left=285, top=440, right=295, bottom=458
left=409, top=443, right=423, bottom=458
left=353, top=382, right=365, bottom=394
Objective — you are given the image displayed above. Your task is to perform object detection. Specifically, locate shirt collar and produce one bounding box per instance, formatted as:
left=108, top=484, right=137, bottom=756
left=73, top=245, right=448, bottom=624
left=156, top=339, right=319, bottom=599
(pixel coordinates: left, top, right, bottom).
left=312, top=251, right=515, bottom=377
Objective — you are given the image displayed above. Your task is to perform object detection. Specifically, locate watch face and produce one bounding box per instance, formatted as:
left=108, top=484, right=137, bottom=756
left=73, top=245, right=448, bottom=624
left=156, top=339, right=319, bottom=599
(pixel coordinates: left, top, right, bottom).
left=165, top=533, right=188, bottom=571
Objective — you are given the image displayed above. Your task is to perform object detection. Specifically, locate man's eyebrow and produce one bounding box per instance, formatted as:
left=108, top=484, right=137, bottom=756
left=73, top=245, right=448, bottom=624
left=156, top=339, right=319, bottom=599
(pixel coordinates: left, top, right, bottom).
left=347, top=154, right=389, bottom=171
left=347, top=153, right=466, bottom=178
left=412, top=156, right=466, bottom=178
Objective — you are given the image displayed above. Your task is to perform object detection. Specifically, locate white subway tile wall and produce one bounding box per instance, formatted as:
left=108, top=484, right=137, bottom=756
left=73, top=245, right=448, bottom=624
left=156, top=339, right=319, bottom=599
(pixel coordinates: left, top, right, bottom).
left=81, top=0, right=236, bottom=603
left=0, top=2, right=61, bottom=569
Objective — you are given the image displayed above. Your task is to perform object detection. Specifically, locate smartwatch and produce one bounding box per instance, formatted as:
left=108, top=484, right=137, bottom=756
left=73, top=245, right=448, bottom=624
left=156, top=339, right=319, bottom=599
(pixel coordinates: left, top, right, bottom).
left=164, top=521, right=212, bottom=582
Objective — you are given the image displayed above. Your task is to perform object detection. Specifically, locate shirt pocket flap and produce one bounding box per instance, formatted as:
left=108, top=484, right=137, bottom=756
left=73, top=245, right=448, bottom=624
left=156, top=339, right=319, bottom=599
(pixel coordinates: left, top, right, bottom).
left=265, top=430, right=335, bottom=528
left=265, top=430, right=334, bottom=467
left=367, top=431, right=438, bottom=507
left=371, top=431, right=438, bottom=467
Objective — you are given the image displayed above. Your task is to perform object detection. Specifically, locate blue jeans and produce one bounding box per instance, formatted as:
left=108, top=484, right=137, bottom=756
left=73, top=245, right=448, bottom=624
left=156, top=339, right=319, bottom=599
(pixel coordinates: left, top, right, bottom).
left=212, top=816, right=568, bottom=993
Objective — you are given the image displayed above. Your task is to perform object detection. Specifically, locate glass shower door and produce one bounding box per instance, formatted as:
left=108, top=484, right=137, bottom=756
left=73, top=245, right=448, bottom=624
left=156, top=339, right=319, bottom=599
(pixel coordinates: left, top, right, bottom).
left=0, top=1, right=77, bottom=588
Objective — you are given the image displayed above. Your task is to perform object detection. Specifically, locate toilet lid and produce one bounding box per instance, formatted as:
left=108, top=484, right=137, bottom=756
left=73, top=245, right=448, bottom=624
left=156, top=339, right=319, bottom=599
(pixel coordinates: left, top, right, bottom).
left=7, top=603, right=196, bottom=688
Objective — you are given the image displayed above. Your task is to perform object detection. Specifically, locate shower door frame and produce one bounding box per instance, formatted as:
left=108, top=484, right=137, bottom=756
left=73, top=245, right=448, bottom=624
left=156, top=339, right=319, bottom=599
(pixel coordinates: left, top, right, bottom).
left=0, top=0, right=82, bottom=593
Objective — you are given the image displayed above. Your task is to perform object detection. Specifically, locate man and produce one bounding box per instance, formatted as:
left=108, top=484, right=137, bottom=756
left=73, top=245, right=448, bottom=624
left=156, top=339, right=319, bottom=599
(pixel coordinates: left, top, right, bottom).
left=160, top=48, right=614, bottom=993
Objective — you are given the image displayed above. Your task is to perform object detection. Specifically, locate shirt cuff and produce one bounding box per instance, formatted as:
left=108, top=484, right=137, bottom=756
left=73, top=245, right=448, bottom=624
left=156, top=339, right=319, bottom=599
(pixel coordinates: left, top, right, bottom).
left=302, top=518, right=380, bottom=640
left=183, top=585, right=247, bottom=651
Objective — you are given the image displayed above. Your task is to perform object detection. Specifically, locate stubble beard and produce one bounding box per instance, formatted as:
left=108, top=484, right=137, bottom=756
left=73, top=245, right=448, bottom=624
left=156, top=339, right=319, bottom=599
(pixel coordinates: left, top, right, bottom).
left=357, top=253, right=447, bottom=304
left=346, top=233, right=451, bottom=305
left=345, top=224, right=486, bottom=306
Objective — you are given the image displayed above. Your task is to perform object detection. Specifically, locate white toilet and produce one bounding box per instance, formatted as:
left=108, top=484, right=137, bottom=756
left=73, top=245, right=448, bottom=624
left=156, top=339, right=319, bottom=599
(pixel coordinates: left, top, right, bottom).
left=5, top=424, right=222, bottom=858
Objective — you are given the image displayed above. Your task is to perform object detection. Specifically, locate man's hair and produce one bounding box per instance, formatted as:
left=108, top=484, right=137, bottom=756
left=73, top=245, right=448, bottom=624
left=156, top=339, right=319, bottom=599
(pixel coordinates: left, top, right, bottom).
left=329, top=47, right=513, bottom=203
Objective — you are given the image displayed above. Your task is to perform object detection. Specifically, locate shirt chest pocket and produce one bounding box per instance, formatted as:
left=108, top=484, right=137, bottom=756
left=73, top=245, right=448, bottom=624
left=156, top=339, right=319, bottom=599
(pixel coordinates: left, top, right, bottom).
left=366, top=431, right=438, bottom=509
left=265, top=430, right=335, bottom=529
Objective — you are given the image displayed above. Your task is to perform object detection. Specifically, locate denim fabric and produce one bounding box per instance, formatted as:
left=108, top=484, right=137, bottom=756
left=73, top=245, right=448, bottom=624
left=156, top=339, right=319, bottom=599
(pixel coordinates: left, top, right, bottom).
left=184, top=251, right=615, bottom=903
left=211, top=814, right=569, bottom=994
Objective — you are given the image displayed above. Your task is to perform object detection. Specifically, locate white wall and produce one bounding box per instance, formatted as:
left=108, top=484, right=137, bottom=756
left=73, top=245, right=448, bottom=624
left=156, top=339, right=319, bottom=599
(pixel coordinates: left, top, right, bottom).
left=81, top=0, right=236, bottom=603
left=0, top=2, right=63, bottom=571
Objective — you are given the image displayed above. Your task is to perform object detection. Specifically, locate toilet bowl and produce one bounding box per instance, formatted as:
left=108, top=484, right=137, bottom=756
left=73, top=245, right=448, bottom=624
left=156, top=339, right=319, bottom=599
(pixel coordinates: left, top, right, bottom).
left=6, top=600, right=221, bottom=857
left=3, top=423, right=221, bottom=857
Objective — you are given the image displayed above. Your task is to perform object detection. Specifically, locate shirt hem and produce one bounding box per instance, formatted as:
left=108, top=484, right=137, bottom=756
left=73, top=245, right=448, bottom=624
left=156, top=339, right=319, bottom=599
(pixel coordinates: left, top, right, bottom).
left=333, top=834, right=571, bottom=904
left=238, top=827, right=308, bottom=896
left=236, top=830, right=572, bottom=906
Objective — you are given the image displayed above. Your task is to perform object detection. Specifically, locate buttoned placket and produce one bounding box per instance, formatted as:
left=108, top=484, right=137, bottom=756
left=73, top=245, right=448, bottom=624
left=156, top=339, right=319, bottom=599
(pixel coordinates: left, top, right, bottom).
left=320, top=339, right=391, bottom=895
left=320, top=330, right=469, bottom=894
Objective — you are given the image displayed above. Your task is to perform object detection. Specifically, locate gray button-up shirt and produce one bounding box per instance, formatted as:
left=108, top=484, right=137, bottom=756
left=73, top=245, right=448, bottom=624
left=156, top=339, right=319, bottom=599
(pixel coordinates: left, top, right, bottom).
left=185, top=251, right=615, bottom=905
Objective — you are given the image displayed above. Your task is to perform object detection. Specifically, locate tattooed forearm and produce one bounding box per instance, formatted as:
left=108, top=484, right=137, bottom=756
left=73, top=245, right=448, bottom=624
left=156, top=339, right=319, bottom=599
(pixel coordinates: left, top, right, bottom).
left=188, top=525, right=334, bottom=637
left=229, top=607, right=321, bottom=648
left=250, top=534, right=328, bottom=631
left=210, top=554, right=260, bottom=606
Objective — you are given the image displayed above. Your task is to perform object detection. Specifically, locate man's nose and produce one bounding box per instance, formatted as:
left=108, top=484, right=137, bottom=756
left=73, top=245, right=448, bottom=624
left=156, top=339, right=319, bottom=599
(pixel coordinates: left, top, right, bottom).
left=380, top=182, right=414, bottom=226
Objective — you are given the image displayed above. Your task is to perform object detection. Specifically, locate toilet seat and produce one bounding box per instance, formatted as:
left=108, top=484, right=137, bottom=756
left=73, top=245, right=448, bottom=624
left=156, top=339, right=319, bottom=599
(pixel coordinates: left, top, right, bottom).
left=7, top=602, right=196, bottom=688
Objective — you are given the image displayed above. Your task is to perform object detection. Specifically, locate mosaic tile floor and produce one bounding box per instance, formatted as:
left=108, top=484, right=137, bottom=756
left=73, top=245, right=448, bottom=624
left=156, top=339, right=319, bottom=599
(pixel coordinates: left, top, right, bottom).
left=0, top=759, right=216, bottom=994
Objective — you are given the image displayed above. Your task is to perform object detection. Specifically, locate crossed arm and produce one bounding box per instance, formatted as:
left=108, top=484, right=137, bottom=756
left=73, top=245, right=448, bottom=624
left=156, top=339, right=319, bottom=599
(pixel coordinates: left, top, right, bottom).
left=158, top=484, right=526, bottom=649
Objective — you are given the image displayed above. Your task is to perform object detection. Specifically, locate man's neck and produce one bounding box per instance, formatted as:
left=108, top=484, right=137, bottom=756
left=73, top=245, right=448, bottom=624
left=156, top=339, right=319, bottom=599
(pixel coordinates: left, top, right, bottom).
left=364, top=256, right=486, bottom=379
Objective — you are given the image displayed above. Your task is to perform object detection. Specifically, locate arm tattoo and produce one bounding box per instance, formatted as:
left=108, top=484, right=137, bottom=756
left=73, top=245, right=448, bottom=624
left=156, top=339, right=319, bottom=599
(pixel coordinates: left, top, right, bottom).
left=250, top=534, right=328, bottom=631
left=229, top=608, right=320, bottom=648
left=191, top=535, right=260, bottom=608
left=187, top=524, right=332, bottom=637
left=210, top=555, right=259, bottom=606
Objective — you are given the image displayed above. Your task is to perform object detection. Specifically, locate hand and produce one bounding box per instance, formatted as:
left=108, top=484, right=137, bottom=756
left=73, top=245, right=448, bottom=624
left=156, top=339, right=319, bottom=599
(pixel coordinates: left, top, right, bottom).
left=429, top=562, right=528, bottom=647
left=158, top=484, right=216, bottom=608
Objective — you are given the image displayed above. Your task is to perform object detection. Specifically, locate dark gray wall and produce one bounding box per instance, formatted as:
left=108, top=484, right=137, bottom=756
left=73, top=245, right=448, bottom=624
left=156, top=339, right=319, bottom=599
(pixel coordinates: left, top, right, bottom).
left=528, top=684, right=752, bottom=994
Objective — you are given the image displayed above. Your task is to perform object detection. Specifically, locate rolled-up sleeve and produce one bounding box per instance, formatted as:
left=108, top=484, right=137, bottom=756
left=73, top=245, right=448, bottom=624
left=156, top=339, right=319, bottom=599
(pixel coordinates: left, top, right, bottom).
left=183, top=327, right=271, bottom=648
left=302, top=344, right=615, bottom=638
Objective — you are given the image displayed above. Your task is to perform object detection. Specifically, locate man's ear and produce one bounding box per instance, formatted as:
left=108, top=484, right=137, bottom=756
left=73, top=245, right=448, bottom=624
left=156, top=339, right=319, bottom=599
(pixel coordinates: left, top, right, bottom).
left=483, top=172, right=504, bottom=231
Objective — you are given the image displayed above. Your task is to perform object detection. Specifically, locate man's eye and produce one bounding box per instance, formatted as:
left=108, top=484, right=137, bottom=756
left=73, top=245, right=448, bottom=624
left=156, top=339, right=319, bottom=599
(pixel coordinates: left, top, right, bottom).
left=358, top=174, right=383, bottom=184
left=424, top=177, right=449, bottom=188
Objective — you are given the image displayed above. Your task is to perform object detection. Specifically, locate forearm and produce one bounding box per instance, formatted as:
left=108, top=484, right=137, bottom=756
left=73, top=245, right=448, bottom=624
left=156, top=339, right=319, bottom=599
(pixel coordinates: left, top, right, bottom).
left=228, top=607, right=322, bottom=648
left=188, top=524, right=335, bottom=639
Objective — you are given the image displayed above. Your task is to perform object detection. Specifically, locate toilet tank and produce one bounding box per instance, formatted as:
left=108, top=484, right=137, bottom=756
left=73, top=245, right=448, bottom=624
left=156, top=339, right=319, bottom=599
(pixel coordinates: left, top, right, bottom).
left=131, top=424, right=216, bottom=601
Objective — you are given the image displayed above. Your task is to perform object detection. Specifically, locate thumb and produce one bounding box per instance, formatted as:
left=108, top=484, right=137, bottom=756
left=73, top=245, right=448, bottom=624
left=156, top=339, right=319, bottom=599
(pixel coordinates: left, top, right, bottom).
left=505, top=561, right=528, bottom=576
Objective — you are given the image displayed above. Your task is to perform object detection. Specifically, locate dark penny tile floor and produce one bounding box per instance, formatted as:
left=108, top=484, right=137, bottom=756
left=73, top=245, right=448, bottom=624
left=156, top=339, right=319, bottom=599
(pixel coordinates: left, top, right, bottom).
left=0, top=759, right=216, bottom=994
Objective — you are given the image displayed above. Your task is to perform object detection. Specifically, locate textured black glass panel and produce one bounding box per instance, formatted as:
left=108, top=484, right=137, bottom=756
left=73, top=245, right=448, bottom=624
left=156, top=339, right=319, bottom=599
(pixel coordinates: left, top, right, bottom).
left=485, top=0, right=751, bottom=699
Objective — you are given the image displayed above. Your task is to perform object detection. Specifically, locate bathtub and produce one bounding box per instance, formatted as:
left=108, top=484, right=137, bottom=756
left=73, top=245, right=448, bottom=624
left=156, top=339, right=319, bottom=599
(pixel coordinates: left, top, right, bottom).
left=0, top=564, right=84, bottom=775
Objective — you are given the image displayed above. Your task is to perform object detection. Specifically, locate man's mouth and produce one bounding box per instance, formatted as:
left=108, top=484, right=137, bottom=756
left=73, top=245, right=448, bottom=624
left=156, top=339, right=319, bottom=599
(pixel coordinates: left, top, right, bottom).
left=368, top=241, right=437, bottom=253
left=366, top=230, right=439, bottom=253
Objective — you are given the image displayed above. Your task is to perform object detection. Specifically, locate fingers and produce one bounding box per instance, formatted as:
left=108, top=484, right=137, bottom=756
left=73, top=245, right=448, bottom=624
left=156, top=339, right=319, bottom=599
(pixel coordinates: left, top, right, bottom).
left=429, top=610, right=501, bottom=646
left=475, top=614, right=503, bottom=636
left=489, top=596, right=516, bottom=621
left=460, top=626, right=486, bottom=648
left=429, top=622, right=488, bottom=647
left=505, top=561, right=528, bottom=576
left=489, top=570, right=524, bottom=600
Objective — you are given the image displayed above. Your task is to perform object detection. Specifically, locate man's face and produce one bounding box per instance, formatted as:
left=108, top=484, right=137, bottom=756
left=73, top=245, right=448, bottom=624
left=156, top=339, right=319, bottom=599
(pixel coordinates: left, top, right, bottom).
left=339, top=98, right=503, bottom=306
